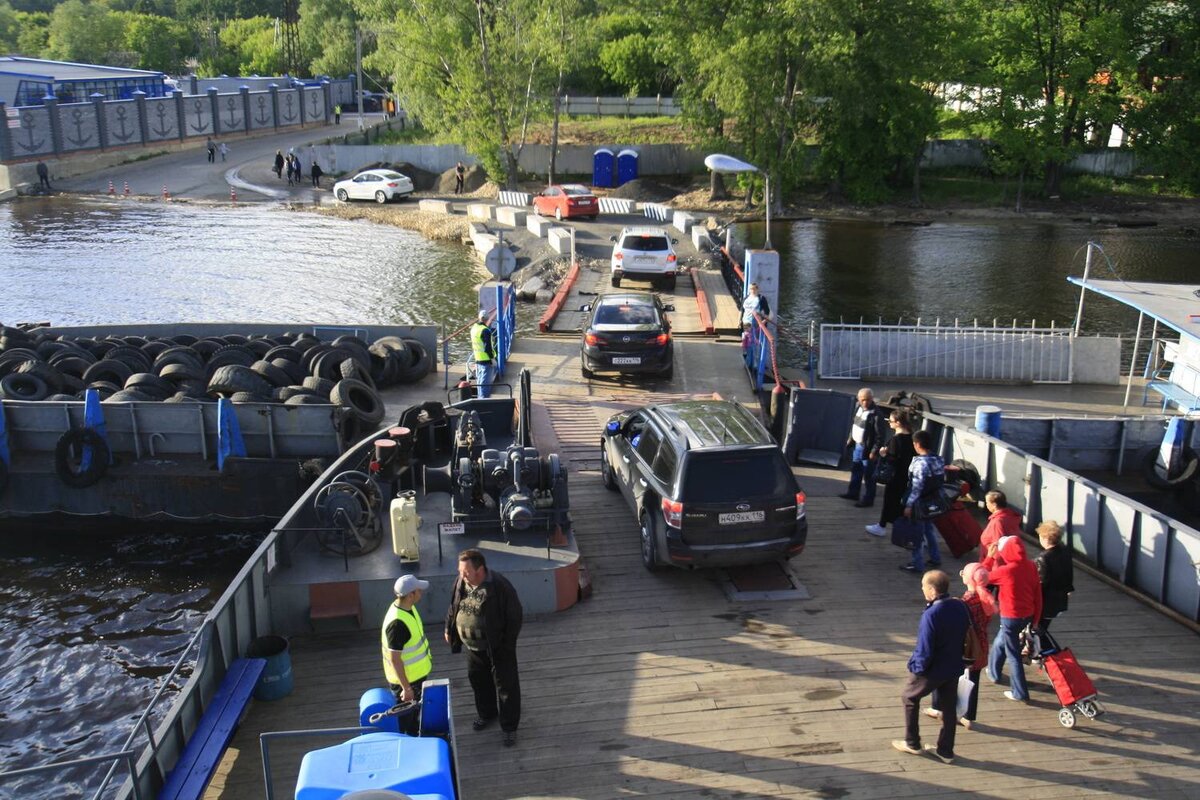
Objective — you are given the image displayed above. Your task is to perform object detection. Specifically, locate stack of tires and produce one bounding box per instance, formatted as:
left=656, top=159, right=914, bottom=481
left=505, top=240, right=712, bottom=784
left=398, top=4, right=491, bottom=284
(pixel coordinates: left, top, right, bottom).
left=0, top=327, right=434, bottom=440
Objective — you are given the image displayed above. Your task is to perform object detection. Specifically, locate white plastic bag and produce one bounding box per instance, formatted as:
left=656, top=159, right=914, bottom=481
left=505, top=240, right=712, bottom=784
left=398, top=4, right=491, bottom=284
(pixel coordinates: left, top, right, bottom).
left=956, top=669, right=975, bottom=719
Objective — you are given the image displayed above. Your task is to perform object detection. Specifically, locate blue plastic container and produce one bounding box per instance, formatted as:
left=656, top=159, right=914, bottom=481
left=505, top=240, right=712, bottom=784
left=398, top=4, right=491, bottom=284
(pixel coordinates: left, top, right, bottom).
left=295, top=732, right=455, bottom=800
left=592, top=148, right=614, bottom=187
left=616, top=149, right=639, bottom=186
left=245, top=635, right=293, bottom=701
left=975, top=405, right=1002, bottom=438
left=359, top=687, right=400, bottom=733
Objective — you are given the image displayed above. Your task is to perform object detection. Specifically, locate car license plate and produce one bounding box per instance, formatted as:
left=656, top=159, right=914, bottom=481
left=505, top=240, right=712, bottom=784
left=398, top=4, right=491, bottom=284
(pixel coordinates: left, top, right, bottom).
left=612, top=356, right=641, bottom=365
left=719, top=510, right=764, bottom=525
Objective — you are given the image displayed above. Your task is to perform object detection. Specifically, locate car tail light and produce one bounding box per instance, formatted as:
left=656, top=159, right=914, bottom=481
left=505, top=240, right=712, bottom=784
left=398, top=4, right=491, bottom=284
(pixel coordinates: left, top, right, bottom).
left=614, top=253, right=624, bottom=261
left=795, top=491, right=807, bottom=519
left=655, top=333, right=670, bottom=346
left=585, top=333, right=605, bottom=346
left=661, top=498, right=683, bottom=528
left=387, top=182, right=398, bottom=187
left=667, top=254, right=677, bottom=263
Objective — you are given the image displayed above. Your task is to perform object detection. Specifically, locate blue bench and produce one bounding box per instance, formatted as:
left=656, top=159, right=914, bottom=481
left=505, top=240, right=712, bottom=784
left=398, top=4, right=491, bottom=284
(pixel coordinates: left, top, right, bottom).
left=159, top=657, right=267, bottom=800
left=1144, top=380, right=1200, bottom=412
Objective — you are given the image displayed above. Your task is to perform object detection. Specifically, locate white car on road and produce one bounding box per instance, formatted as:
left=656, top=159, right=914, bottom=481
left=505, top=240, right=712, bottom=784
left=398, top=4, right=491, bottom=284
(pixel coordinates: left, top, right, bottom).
left=610, top=226, right=679, bottom=290
left=333, top=169, right=415, bottom=203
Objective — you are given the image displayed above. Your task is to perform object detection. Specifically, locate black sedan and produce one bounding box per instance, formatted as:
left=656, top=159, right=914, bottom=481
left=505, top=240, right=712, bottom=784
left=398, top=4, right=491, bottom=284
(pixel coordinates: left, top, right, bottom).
left=580, top=292, right=674, bottom=380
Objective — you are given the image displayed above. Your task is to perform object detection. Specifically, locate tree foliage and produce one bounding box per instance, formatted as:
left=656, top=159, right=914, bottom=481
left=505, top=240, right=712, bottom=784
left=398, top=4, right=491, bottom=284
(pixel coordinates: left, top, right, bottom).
left=298, top=0, right=358, bottom=77
left=44, top=0, right=127, bottom=64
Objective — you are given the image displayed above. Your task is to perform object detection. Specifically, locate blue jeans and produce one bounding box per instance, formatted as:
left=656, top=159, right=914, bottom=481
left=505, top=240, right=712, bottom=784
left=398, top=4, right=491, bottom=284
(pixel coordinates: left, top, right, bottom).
left=989, top=615, right=1032, bottom=700
left=475, top=359, right=494, bottom=399
left=846, top=444, right=877, bottom=504
left=909, top=519, right=941, bottom=570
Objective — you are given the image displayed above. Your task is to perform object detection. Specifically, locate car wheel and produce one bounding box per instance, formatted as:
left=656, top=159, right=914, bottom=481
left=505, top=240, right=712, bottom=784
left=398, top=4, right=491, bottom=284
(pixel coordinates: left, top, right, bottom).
left=581, top=357, right=593, bottom=380
left=639, top=511, right=661, bottom=571
left=588, top=215, right=598, bottom=221
left=660, top=363, right=674, bottom=381
left=555, top=207, right=563, bottom=221
left=336, top=189, right=348, bottom=202
left=600, top=447, right=617, bottom=491
left=375, top=191, right=388, bottom=204
left=611, top=274, right=621, bottom=288
left=662, top=275, right=677, bottom=291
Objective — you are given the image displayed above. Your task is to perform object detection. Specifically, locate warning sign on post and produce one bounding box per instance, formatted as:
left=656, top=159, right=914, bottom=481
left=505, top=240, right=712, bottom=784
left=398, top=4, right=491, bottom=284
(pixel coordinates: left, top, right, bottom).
left=6, top=108, right=20, bottom=129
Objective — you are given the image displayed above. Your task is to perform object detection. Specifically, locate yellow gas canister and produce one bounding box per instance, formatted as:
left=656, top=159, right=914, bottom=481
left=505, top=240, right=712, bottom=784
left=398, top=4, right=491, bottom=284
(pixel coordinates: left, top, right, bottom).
left=390, top=491, right=420, bottom=562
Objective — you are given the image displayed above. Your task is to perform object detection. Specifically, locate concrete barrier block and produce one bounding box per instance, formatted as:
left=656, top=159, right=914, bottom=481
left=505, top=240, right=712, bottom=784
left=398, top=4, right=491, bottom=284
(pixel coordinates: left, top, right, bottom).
left=495, top=206, right=528, bottom=227
left=672, top=211, right=696, bottom=234
left=418, top=199, right=453, bottom=214
left=691, top=225, right=713, bottom=252
left=527, top=214, right=553, bottom=237
left=467, top=203, right=494, bottom=221
left=467, top=222, right=489, bottom=238
left=498, top=190, right=532, bottom=206
left=598, top=197, right=635, bottom=215
left=471, top=232, right=499, bottom=257
left=547, top=227, right=574, bottom=255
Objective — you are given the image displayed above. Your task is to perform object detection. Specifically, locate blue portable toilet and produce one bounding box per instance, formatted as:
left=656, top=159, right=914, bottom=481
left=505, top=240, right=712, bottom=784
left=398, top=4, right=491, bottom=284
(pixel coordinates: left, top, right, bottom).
left=592, top=148, right=614, bottom=188
left=616, top=149, right=639, bottom=186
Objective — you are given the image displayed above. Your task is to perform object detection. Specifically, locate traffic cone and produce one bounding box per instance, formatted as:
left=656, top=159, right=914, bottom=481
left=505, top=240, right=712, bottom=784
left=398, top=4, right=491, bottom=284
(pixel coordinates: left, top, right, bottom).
left=123, top=181, right=130, bottom=196
left=107, top=180, right=115, bottom=195
left=161, top=184, right=169, bottom=201
left=230, top=186, right=237, bottom=204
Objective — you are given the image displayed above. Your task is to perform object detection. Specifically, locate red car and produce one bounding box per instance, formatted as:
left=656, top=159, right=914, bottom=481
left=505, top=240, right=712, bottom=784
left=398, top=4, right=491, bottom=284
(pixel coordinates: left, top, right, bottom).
left=533, top=184, right=599, bottom=221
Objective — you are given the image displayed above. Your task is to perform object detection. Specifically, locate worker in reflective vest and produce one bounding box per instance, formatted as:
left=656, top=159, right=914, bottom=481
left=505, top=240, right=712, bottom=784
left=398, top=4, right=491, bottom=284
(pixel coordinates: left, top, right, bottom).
left=382, top=574, right=432, bottom=734
left=470, top=309, right=496, bottom=398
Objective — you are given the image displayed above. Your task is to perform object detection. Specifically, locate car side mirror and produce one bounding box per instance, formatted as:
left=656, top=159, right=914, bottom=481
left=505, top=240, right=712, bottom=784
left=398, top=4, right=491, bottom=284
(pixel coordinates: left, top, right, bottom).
left=609, top=235, right=618, bottom=243
left=579, top=303, right=592, bottom=312
left=671, top=238, right=679, bottom=245
left=663, top=304, right=675, bottom=312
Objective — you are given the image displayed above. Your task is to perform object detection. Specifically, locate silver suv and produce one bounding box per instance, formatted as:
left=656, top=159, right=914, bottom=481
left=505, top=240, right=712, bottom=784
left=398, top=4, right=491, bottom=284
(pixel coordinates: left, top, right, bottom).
left=610, top=226, right=679, bottom=290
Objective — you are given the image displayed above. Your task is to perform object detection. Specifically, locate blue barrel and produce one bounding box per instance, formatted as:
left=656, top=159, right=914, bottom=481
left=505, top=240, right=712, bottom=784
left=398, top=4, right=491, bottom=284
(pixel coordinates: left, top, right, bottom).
left=360, top=687, right=400, bottom=733
left=246, top=635, right=293, bottom=701
left=975, top=405, right=1002, bottom=438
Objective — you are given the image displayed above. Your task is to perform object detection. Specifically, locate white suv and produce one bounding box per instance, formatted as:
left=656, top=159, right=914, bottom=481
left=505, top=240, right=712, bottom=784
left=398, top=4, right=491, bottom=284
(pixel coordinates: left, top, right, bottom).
left=610, top=226, right=679, bottom=290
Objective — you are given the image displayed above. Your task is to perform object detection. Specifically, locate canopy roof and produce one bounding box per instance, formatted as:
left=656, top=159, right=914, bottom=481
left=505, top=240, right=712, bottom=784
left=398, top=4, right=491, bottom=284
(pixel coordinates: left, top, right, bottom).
left=1070, top=277, right=1200, bottom=340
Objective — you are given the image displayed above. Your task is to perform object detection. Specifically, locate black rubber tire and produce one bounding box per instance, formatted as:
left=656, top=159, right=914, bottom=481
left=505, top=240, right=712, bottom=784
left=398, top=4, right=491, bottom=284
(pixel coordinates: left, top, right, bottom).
left=392, top=339, right=432, bottom=384
left=105, top=388, right=152, bottom=402
left=230, top=391, right=266, bottom=403
left=170, top=334, right=199, bottom=346
left=639, top=511, right=661, bottom=571
left=251, top=360, right=293, bottom=388
left=51, top=355, right=94, bottom=378
left=661, top=275, right=677, bottom=291
left=244, top=338, right=273, bottom=358
left=284, top=393, right=331, bottom=405
left=263, top=345, right=303, bottom=364
left=153, top=346, right=204, bottom=373
left=125, top=372, right=174, bottom=398
left=600, top=446, right=617, bottom=490
left=158, top=362, right=205, bottom=384
left=60, top=374, right=84, bottom=394
left=271, top=357, right=307, bottom=385
left=300, top=343, right=333, bottom=374
left=16, top=360, right=64, bottom=393
left=302, top=375, right=335, bottom=397
left=122, top=335, right=149, bottom=347
left=336, top=189, right=348, bottom=201
left=330, top=378, right=386, bottom=426
left=176, top=379, right=210, bottom=398
left=659, top=363, right=674, bottom=381
left=611, top=275, right=621, bottom=288
left=208, top=364, right=272, bottom=397
left=140, top=340, right=170, bottom=359
left=82, top=359, right=133, bottom=386
left=338, top=356, right=376, bottom=389
left=190, top=338, right=225, bottom=359
left=46, top=393, right=77, bottom=401
left=85, top=380, right=122, bottom=399
left=55, top=427, right=110, bottom=488
left=581, top=357, right=593, bottom=379
left=277, top=385, right=319, bottom=401
left=164, top=392, right=202, bottom=403
left=222, top=334, right=250, bottom=345
left=205, top=345, right=257, bottom=375
left=104, top=345, right=152, bottom=373
left=375, top=190, right=388, bottom=204
left=0, top=372, right=49, bottom=400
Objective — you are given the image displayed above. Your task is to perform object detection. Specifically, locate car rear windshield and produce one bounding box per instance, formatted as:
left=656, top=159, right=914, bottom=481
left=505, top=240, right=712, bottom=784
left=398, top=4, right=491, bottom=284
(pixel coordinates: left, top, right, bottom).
left=595, top=304, right=659, bottom=325
left=621, top=236, right=669, bottom=252
left=381, top=172, right=405, bottom=180
left=682, top=451, right=795, bottom=501
left=564, top=185, right=592, bottom=196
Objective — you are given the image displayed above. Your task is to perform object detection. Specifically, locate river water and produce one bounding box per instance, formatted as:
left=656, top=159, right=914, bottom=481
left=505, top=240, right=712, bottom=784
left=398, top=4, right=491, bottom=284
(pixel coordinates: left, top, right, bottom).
left=0, top=197, right=1195, bottom=796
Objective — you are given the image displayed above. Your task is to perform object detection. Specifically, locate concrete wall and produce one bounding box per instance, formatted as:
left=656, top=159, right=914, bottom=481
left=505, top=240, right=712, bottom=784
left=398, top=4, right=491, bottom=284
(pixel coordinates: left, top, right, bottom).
left=1072, top=335, right=1122, bottom=384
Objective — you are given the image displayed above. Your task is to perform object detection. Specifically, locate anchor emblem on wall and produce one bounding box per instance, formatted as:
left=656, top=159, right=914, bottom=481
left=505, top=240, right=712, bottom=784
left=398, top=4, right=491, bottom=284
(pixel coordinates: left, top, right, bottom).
left=189, top=99, right=209, bottom=134
left=308, top=92, right=320, bottom=117
left=110, top=106, right=134, bottom=142
left=17, top=111, right=45, bottom=152
left=282, top=93, right=296, bottom=122
left=224, top=96, right=240, bottom=128
left=66, top=108, right=93, bottom=148
left=255, top=95, right=270, bottom=126
left=152, top=103, right=173, bottom=138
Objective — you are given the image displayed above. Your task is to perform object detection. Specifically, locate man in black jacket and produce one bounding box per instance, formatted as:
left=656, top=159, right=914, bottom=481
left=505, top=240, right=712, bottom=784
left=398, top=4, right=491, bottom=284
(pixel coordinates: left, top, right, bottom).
left=444, top=548, right=524, bottom=746
left=841, top=387, right=888, bottom=507
left=1035, top=520, right=1073, bottom=632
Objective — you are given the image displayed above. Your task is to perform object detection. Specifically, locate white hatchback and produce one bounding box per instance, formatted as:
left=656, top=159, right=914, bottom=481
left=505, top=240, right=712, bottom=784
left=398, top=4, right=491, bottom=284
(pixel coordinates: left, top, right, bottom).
left=333, top=169, right=415, bottom=203
left=609, top=226, right=679, bottom=290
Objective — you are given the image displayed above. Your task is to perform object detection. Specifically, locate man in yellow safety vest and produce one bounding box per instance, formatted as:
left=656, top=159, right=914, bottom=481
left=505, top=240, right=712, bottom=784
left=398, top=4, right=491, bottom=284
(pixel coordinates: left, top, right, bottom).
left=382, top=573, right=432, bottom=734
left=470, top=309, right=496, bottom=398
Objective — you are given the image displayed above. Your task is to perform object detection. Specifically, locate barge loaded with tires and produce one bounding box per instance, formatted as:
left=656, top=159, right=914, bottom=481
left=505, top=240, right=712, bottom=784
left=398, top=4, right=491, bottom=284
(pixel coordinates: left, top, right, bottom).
left=0, top=322, right=436, bottom=523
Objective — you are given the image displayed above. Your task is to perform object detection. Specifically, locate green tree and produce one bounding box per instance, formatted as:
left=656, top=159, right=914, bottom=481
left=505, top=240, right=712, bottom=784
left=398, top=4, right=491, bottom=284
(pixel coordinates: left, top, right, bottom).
left=298, top=0, right=358, bottom=77
left=14, top=10, right=50, bottom=55
left=45, top=0, right=127, bottom=65
left=123, top=12, right=192, bottom=72
left=216, top=15, right=280, bottom=76
left=0, top=1, right=19, bottom=52
left=596, top=12, right=673, bottom=96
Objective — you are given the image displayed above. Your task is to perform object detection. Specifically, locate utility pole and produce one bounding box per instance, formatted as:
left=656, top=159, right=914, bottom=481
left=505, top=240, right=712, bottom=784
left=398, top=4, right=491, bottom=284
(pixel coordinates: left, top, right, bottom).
left=355, top=28, right=365, bottom=131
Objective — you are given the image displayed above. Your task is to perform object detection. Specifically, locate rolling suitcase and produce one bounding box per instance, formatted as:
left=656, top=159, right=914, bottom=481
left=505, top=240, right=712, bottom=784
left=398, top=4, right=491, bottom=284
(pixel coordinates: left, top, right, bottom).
left=1030, top=627, right=1105, bottom=728
left=933, top=502, right=982, bottom=558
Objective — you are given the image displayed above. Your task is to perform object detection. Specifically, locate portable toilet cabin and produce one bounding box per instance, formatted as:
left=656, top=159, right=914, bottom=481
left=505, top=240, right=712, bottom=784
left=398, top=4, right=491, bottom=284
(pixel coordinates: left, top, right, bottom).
left=616, top=149, right=640, bottom=186
left=592, top=148, right=614, bottom=188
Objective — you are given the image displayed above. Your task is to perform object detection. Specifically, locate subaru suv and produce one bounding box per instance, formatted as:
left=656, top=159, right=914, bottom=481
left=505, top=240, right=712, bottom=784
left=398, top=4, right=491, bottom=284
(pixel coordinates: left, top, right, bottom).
left=600, top=400, right=807, bottom=570
left=610, top=226, right=679, bottom=290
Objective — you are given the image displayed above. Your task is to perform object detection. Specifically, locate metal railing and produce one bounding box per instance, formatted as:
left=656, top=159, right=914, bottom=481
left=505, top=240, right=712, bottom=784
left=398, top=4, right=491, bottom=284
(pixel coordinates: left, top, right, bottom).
left=820, top=320, right=1074, bottom=383
left=440, top=282, right=517, bottom=391
left=922, top=411, right=1200, bottom=625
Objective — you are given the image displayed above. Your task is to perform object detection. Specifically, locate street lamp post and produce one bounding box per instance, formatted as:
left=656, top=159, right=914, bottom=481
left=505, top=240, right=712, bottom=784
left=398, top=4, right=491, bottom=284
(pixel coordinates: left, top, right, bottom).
left=703, top=154, right=772, bottom=250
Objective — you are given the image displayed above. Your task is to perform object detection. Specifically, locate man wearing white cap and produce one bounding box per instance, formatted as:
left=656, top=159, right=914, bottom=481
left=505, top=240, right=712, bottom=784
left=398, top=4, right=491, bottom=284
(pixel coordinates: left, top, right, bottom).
left=382, top=574, right=432, bottom=734
left=470, top=309, right=496, bottom=398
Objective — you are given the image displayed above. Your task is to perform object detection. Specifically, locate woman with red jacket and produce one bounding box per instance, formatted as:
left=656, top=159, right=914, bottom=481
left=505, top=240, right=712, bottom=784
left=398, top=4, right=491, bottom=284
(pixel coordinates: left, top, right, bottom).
left=978, top=490, right=1023, bottom=568
left=925, top=562, right=996, bottom=729
left=987, top=535, right=1042, bottom=701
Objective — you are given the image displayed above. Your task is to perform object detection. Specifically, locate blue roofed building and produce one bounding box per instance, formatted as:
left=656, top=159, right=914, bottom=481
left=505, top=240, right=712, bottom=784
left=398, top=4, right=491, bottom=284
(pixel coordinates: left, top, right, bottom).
left=0, top=56, right=168, bottom=107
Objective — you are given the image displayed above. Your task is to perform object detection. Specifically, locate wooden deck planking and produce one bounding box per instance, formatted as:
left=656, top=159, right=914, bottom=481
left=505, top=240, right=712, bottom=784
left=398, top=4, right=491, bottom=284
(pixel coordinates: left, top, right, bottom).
left=208, top=339, right=1200, bottom=799
left=693, top=268, right=743, bottom=334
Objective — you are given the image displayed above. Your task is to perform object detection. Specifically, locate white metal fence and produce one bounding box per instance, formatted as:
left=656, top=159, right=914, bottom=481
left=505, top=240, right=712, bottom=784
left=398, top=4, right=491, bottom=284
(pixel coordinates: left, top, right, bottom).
left=561, top=95, right=680, bottom=117
left=819, top=322, right=1074, bottom=383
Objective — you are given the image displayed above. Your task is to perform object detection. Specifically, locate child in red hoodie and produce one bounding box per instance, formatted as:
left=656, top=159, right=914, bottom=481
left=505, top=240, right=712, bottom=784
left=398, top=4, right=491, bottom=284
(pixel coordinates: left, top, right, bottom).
left=986, top=535, right=1042, bottom=701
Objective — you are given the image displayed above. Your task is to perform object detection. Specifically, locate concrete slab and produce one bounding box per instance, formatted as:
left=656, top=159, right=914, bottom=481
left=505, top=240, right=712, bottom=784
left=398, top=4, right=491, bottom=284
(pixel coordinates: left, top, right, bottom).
left=466, top=203, right=494, bottom=221
left=547, top=226, right=574, bottom=255
left=418, top=198, right=453, bottom=214
left=672, top=210, right=696, bottom=234
left=692, top=225, right=713, bottom=252
left=495, top=206, right=528, bottom=227
left=598, top=197, right=636, bottom=214
left=527, top=214, right=553, bottom=237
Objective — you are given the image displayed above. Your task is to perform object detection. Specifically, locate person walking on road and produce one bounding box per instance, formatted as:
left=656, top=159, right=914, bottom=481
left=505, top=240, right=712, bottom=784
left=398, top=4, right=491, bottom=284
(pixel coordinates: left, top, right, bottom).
left=866, top=410, right=915, bottom=537
left=987, top=535, right=1042, bottom=702
left=924, top=563, right=995, bottom=731
left=841, top=388, right=888, bottom=508
left=206, top=137, right=215, bottom=163
left=218, top=142, right=228, bottom=162
left=334, top=104, right=342, bottom=124
left=382, top=574, right=432, bottom=736
left=454, top=161, right=465, bottom=194
left=901, top=430, right=945, bottom=573
left=273, top=150, right=285, bottom=180
left=311, top=162, right=324, bottom=188
left=35, top=161, right=51, bottom=191
left=285, top=154, right=295, bottom=186
left=292, top=153, right=302, bottom=185
left=444, top=549, right=523, bottom=747
left=1035, top=520, right=1073, bottom=634
left=893, top=569, right=970, bottom=765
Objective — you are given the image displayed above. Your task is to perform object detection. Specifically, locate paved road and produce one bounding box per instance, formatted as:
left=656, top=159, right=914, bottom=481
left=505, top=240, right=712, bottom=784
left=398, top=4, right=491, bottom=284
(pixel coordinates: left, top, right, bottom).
left=54, top=114, right=390, bottom=203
